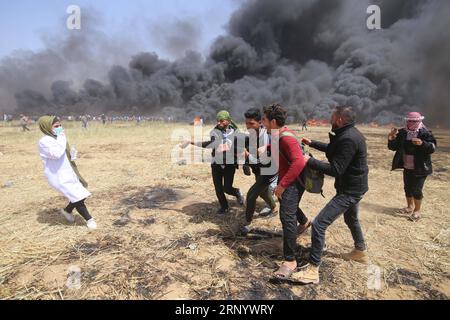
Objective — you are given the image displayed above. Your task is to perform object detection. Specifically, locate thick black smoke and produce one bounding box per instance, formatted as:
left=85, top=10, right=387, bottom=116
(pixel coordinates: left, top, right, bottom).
left=1, top=0, right=449, bottom=126
left=150, top=18, right=203, bottom=59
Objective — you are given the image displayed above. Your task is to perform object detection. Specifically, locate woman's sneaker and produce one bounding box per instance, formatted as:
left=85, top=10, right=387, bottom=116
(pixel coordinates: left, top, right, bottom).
left=86, top=219, right=97, bottom=230
left=60, top=209, right=75, bottom=223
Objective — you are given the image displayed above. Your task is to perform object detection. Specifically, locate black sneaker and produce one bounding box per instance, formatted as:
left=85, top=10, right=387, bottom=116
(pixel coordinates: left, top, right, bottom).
left=236, top=190, right=245, bottom=206
left=217, top=208, right=230, bottom=215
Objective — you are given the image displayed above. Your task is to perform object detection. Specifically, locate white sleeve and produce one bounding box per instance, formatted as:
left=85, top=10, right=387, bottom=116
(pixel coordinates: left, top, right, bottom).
left=39, top=135, right=67, bottom=160
left=261, top=130, right=270, bottom=146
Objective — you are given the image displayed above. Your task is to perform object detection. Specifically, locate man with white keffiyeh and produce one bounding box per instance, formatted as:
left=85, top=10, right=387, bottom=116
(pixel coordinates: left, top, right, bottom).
left=388, top=112, right=437, bottom=221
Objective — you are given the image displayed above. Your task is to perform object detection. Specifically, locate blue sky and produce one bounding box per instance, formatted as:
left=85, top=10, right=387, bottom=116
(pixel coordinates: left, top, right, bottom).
left=0, top=0, right=241, bottom=59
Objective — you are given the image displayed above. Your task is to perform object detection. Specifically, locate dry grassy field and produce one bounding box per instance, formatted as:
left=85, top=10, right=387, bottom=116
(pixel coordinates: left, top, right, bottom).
left=0, top=120, right=449, bottom=300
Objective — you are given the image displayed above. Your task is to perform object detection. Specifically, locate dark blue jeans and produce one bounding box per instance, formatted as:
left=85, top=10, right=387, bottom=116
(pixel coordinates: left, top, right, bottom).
left=310, top=193, right=366, bottom=266
left=279, top=183, right=309, bottom=262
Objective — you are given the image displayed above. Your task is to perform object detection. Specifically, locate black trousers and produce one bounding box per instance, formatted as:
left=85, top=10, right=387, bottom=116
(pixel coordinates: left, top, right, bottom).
left=403, top=169, right=427, bottom=200
left=65, top=199, right=92, bottom=221
left=279, top=183, right=309, bottom=262
left=211, top=164, right=240, bottom=210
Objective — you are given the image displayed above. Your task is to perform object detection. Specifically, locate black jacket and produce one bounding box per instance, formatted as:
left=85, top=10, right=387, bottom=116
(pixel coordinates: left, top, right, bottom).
left=388, top=127, right=436, bottom=176
left=308, top=123, right=369, bottom=196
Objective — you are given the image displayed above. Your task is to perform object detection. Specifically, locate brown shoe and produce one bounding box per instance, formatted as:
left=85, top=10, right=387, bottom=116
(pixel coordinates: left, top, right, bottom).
left=291, top=265, right=320, bottom=284
left=297, top=220, right=312, bottom=235
left=342, top=248, right=369, bottom=265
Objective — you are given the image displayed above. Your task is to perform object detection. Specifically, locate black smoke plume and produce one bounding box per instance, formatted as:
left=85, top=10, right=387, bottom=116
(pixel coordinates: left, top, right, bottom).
left=0, top=0, right=449, bottom=126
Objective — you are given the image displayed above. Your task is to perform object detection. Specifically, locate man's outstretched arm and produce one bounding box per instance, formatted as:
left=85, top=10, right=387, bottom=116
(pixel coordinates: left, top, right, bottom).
left=302, top=137, right=328, bottom=153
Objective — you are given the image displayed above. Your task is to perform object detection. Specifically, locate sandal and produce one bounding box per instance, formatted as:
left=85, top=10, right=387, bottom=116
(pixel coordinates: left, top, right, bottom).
left=274, top=263, right=296, bottom=280
left=396, top=207, right=414, bottom=215
left=409, top=212, right=421, bottom=222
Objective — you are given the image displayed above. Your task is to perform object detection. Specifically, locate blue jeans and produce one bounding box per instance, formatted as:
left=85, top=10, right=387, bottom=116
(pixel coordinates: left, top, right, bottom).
left=310, top=193, right=366, bottom=266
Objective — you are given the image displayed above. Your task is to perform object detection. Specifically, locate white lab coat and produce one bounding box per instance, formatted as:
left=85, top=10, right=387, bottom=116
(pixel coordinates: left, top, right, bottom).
left=38, top=133, right=91, bottom=203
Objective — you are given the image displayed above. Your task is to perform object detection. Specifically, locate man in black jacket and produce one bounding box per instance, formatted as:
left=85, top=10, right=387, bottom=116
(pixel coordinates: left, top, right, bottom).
left=388, top=112, right=436, bottom=222
left=293, top=106, right=369, bottom=285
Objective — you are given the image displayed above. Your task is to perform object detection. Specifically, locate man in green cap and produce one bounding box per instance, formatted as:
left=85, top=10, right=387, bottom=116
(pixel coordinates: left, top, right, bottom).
left=181, top=110, right=245, bottom=214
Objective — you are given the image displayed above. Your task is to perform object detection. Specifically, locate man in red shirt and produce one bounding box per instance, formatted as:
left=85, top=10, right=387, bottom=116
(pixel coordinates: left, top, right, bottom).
left=262, top=104, right=311, bottom=280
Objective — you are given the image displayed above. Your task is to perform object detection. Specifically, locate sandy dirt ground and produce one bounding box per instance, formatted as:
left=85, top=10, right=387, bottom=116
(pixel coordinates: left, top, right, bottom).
left=0, top=120, right=449, bottom=300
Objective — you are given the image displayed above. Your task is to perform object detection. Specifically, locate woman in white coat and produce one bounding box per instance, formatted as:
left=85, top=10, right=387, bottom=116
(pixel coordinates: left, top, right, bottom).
left=38, top=116, right=97, bottom=230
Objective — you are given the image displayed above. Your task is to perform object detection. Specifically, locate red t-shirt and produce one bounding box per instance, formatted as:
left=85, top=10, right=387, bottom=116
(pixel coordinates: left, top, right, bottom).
left=273, top=127, right=307, bottom=189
